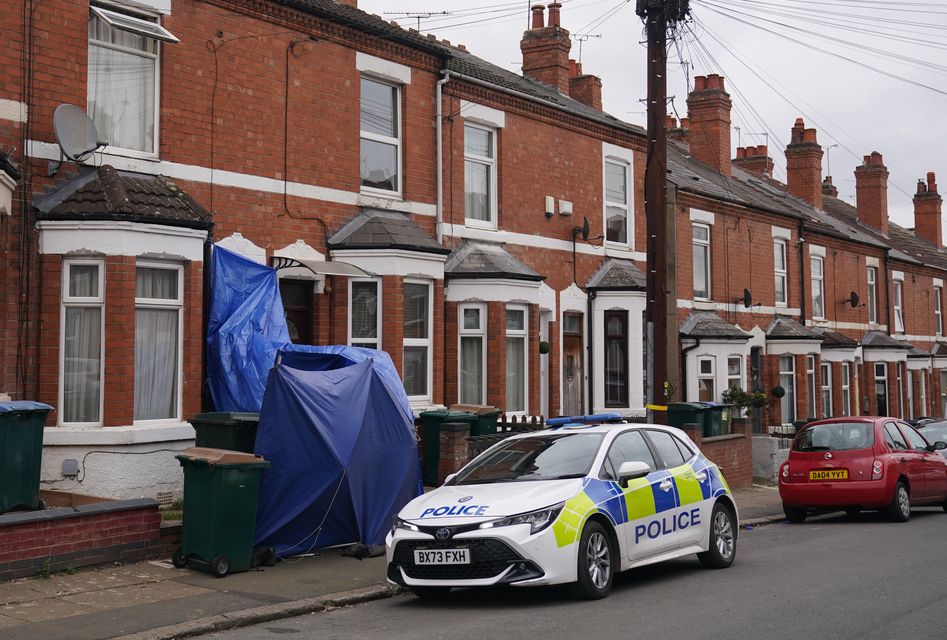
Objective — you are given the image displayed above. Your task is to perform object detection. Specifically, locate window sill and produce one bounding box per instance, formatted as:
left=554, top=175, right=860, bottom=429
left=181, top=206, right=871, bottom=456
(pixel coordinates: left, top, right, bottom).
left=465, top=220, right=497, bottom=231
left=44, top=421, right=195, bottom=446
left=98, top=146, right=160, bottom=163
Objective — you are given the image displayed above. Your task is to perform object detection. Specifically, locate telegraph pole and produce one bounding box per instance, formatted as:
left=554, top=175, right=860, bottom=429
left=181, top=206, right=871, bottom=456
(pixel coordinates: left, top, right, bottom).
left=637, top=0, right=688, bottom=420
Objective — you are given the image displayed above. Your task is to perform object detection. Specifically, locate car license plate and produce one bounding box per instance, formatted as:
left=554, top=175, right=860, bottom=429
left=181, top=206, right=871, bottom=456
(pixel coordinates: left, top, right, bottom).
left=809, top=469, right=848, bottom=481
left=413, top=549, right=470, bottom=565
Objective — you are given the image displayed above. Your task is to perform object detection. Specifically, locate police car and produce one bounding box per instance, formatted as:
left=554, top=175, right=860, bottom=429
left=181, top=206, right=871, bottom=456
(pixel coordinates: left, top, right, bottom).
left=386, top=416, right=738, bottom=599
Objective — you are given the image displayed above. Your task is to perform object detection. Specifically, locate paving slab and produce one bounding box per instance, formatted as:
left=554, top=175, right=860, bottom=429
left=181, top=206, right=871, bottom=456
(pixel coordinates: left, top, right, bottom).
left=0, top=613, right=22, bottom=629
left=62, top=581, right=214, bottom=610
left=0, top=596, right=96, bottom=623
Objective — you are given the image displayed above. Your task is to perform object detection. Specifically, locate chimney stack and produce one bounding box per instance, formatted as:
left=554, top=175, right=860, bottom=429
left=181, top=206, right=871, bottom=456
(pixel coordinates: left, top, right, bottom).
left=567, top=58, right=602, bottom=110
left=913, top=171, right=943, bottom=248
left=686, top=75, right=732, bottom=176
left=521, top=3, right=571, bottom=94
left=855, top=151, right=889, bottom=235
left=666, top=114, right=688, bottom=142
left=822, top=176, right=839, bottom=199
left=732, top=145, right=774, bottom=178
left=785, top=118, right=824, bottom=210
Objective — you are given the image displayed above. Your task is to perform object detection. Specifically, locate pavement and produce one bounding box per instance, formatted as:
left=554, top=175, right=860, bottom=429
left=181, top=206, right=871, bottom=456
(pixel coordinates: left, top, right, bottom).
left=0, top=485, right=783, bottom=640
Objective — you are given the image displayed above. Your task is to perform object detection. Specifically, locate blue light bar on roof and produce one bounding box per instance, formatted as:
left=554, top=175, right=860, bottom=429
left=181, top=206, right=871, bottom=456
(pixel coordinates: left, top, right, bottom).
left=546, top=412, right=624, bottom=428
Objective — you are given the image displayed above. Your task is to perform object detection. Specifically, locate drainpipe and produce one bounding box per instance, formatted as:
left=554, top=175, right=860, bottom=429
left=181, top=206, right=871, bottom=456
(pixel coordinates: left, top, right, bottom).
left=587, top=290, right=596, bottom=414
left=436, top=69, right=450, bottom=244
left=797, top=221, right=807, bottom=323
left=681, top=338, right=701, bottom=401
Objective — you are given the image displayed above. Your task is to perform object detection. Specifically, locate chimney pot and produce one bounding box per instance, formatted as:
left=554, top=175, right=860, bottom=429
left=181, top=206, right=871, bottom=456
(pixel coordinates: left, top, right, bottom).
left=757, top=144, right=768, bottom=157
left=736, top=147, right=747, bottom=159
left=665, top=114, right=678, bottom=129
left=548, top=2, right=561, bottom=26
left=918, top=179, right=928, bottom=195
left=680, top=117, right=689, bottom=129
left=913, top=169, right=943, bottom=248
left=694, top=76, right=707, bottom=91
left=530, top=4, right=545, bottom=29
left=928, top=171, right=937, bottom=193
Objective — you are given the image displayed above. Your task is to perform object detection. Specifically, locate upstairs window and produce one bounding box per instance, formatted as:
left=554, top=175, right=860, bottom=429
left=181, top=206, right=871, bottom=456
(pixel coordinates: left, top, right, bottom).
left=774, top=239, right=788, bottom=306
left=464, top=124, right=497, bottom=228
left=810, top=256, right=825, bottom=319
left=360, top=77, right=401, bottom=195
left=893, top=279, right=904, bottom=333
left=604, top=160, right=631, bottom=245
left=88, top=4, right=177, bottom=155
left=692, top=223, right=711, bottom=300
left=935, top=286, right=943, bottom=336
left=867, top=266, right=878, bottom=324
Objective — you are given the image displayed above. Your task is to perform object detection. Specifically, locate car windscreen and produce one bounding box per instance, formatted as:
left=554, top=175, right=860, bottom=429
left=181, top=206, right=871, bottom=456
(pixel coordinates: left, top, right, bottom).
left=793, top=422, right=875, bottom=452
left=921, top=423, right=947, bottom=443
left=450, top=433, right=605, bottom=485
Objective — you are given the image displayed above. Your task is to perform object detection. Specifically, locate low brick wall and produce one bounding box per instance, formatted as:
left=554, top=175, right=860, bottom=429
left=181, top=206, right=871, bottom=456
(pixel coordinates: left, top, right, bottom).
left=0, top=497, right=161, bottom=581
left=682, top=420, right=754, bottom=489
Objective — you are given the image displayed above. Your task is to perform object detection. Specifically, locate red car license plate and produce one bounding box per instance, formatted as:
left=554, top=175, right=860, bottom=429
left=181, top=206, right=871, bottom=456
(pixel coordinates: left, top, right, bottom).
left=809, top=469, right=848, bottom=481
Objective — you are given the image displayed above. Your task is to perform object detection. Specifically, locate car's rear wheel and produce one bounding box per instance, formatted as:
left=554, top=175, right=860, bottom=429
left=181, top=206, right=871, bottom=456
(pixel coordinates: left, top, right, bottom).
left=569, top=520, right=613, bottom=600
left=410, top=586, right=452, bottom=599
left=783, top=504, right=807, bottom=523
left=698, top=502, right=736, bottom=569
left=887, top=481, right=911, bottom=522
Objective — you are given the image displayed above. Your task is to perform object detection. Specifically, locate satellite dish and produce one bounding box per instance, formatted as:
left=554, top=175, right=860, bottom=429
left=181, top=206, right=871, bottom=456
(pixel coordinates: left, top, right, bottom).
left=573, top=216, right=590, bottom=242
left=849, top=291, right=860, bottom=308
left=737, top=288, right=752, bottom=308
left=53, top=104, right=103, bottom=161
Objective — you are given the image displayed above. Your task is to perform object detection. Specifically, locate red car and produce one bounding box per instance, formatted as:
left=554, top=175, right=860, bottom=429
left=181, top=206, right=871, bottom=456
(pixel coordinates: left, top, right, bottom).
left=779, top=417, right=947, bottom=523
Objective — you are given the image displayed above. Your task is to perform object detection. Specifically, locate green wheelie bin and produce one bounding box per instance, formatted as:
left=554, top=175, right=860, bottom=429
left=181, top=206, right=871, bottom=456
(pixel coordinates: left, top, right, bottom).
left=173, top=448, right=270, bottom=577
left=189, top=412, right=261, bottom=453
left=665, top=402, right=709, bottom=435
left=449, top=404, right=502, bottom=436
left=418, top=410, right=477, bottom=485
left=0, top=401, right=54, bottom=514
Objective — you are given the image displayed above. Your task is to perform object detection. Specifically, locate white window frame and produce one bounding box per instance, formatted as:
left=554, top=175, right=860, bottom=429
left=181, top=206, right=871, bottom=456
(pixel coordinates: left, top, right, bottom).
left=727, top=355, right=743, bottom=392
left=505, top=304, right=529, bottom=415
left=88, top=1, right=170, bottom=159
left=463, top=123, right=498, bottom=229
left=935, top=286, right=943, bottom=337
left=840, top=363, right=851, bottom=416
left=774, top=239, right=788, bottom=307
left=867, top=266, right=877, bottom=324
left=893, top=279, right=904, bottom=334
left=692, top=223, right=711, bottom=301
left=402, top=279, right=432, bottom=403
left=134, top=261, right=183, bottom=424
left=348, top=277, right=382, bottom=349
left=806, top=355, right=817, bottom=419
left=458, top=303, right=487, bottom=405
left=60, top=259, right=106, bottom=426
left=697, top=355, right=716, bottom=401
left=875, top=363, right=889, bottom=415
left=820, top=362, right=833, bottom=418
left=359, top=75, right=402, bottom=198
left=810, top=256, right=825, bottom=319
left=779, top=355, right=796, bottom=424
left=603, top=157, right=632, bottom=247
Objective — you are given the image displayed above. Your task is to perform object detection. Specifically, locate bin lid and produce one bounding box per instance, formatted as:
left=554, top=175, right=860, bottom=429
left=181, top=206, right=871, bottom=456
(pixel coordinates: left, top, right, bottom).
left=175, top=447, right=269, bottom=467
left=0, top=401, right=54, bottom=413
left=449, top=404, right=501, bottom=416
left=418, top=409, right=450, bottom=418
left=189, top=411, right=260, bottom=425
left=698, top=401, right=727, bottom=408
left=667, top=402, right=706, bottom=410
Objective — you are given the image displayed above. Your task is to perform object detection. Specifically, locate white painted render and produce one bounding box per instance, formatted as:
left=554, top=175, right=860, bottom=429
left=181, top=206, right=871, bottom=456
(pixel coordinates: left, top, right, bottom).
left=682, top=339, right=750, bottom=403
left=590, top=290, right=646, bottom=416
left=37, top=220, right=207, bottom=260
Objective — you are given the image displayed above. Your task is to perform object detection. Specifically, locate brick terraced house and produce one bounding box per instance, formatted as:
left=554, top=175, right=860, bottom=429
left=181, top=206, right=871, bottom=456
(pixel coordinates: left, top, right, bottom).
left=1, top=1, right=945, bottom=499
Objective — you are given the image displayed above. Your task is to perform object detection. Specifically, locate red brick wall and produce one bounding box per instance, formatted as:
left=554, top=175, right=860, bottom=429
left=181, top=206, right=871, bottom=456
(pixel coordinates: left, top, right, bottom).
left=685, top=420, right=753, bottom=489
left=0, top=501, right=161, bottom=581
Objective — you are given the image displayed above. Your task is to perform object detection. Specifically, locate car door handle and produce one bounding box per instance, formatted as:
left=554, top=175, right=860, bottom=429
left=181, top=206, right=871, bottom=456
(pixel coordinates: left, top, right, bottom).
left=659, top=479, right=673, bottom=492
left=695, top=471, right=707, bottom=482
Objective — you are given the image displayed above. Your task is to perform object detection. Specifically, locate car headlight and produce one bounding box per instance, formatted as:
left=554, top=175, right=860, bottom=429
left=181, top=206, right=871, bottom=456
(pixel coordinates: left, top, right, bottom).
left=391, top=517, right=419, bottom=535
left=479, top=503, right=564, bottom=535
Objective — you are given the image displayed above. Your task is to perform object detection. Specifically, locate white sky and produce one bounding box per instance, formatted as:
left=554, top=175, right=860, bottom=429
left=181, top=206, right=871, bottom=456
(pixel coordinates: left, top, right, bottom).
left=358, top=0, right=947, bottom=230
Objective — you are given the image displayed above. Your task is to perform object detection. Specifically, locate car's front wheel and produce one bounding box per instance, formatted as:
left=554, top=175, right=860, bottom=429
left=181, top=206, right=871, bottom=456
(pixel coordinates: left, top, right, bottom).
left=698, top=502, right=737, bottom=569
left=569, top=520, right=613, bottom=599
left=887, top=481, right=911, bottom=522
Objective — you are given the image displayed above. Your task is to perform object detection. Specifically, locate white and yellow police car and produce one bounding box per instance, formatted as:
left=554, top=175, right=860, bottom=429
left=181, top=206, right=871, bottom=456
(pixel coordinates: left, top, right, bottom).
left=386, top=417, right=738, bottom=599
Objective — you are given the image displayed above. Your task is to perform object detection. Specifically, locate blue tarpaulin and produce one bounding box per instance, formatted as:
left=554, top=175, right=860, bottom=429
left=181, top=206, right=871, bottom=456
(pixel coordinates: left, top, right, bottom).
left=205, top=243, right=420, bottom=552
left=253, top=350, right=420, bottom=552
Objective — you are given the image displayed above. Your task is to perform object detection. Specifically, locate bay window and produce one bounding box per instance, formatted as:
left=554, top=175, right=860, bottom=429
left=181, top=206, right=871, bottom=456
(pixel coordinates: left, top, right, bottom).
left=506, top=306, right=528, bottom=413
left=403, top=281, right=431, bottom=400
left=61, top=261, right=105, bottom=425
left=349, top=279, right=381, bottom=349
left=459, top=304, right=486, bottom=404
left=134, top=264, right=182, bottom=421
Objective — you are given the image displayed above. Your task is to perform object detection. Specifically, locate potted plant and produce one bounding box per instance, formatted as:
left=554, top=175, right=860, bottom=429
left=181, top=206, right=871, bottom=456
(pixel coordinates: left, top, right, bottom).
left=771, top=385, right=786, bottom=399
left=721, top=386, right=768, bottom=415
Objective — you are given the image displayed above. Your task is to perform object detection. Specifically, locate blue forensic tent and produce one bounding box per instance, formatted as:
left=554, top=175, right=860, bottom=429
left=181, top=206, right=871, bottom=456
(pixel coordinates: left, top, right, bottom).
left=205, top=243, right=420, bottom=552
left=253, top=350, right=420, bottom=553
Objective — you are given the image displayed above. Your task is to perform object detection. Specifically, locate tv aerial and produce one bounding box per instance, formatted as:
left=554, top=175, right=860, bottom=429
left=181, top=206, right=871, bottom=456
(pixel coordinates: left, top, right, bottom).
left=53, top=104, right=104, bottom=162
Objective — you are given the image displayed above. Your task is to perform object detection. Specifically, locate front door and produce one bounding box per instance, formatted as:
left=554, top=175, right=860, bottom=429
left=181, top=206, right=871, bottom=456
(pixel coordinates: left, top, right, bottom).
left=279, top=279, right=313, bottom=345
left=562, top=313, right=583, bottom=415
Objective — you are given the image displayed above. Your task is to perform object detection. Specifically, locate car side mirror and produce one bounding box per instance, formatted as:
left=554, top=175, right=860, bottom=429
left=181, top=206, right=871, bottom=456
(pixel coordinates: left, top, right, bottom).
left=617, top=461, right=651, bottom=488
left=932, top=441, right=947, bottom=451
left=443, top=473, right=457, bottom=485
